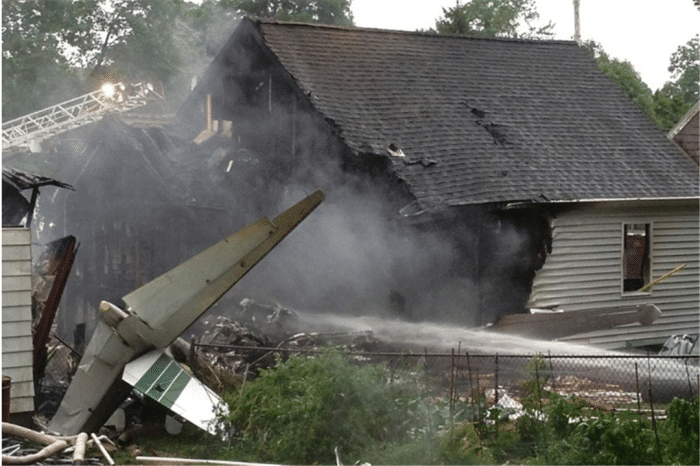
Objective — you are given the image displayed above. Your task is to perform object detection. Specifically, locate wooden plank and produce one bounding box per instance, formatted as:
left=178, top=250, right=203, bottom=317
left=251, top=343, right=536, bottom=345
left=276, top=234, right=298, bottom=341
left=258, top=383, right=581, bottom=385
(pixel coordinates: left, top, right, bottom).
left=491, top=304, right=661, bottom=340
left=1, top=275, right=32, bottom=292
left=1, top=351, right=34, bottom=369
left=1, top=290, right=32, bottom=307
left=10, top=397, right=35, bottom=414
left=1, top=336, right=33, bottom=353
left=1, top=305, right=32, bottom=323
left=1, top=228, right=31, bottom=245
left=2, top=367, right=34, bottom=386
left=0, top=321, right=33, bottom=338
left=1, top=260, right=32, bottom=276
left=2, top=245, right=32, bottom=261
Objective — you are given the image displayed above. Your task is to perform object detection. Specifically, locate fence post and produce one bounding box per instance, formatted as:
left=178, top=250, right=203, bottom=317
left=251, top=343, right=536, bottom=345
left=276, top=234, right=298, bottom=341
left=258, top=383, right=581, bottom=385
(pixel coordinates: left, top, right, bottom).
left=647, top=352, right=663, bottom=464
left=634, top=362, right=642, bottom=419
left=475, top=366, right=482, bottom=437
left=494, top=354, right=499, bottom=439
left=466, top=352, right=475, bottom=421
left=450, top=348, right=456, bottom=436
left=684, top=358, right=693, bottom=400
left=494, top=354, right=499, bottom=406
left=535, top=362, right=549, bottom=464
left=648, top=383, right=662, bottom=464
left=547, top=351, right=555, bottom=393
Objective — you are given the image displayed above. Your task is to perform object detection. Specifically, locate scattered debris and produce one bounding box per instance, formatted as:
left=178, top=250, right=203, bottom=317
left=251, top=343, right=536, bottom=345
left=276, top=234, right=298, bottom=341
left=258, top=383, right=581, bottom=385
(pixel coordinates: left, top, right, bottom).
left=387, top=143, right=404, bottom=157
left=49, top=190, right=324, bottom=435
left=136, top=455, right=288, bottom=465
left=659, top=333, right=698, bottom=356
left=1, top=422, right=103, bottom=465
left=186, top=299, right=397, bottom=390
left=91, top=432, right=114, bottom=465
left=32, top=235, right=79, bottom=383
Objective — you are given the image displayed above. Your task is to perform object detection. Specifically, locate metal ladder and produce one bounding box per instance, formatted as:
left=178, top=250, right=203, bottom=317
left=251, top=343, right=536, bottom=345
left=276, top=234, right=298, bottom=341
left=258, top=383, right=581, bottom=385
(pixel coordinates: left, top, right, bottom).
left=2, top=81, right=165, bottom=150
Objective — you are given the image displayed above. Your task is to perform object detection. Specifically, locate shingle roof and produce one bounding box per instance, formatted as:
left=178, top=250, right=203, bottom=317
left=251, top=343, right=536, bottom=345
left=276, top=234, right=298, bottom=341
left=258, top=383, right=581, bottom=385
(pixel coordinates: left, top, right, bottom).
left=251, top=18, right=700, bottom=208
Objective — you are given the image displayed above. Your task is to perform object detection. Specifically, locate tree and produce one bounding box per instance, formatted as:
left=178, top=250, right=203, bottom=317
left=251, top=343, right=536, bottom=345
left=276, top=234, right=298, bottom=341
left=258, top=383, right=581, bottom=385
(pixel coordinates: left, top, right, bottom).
left=219, top=0, right=354, bottom=26
left=433, top=0, right=554, bottom=39
left=650, top=36, right=698, bottom=132
left=2, top=0, right=187, bottom=119
left=2, top=0, right=83, bottom=120
left=583, top=39, right=697, bottom=133
left=61, top=0, right=186, bottom=90
left=582, top=41, right=659, bottom=125
left=2, top=0, right=356, bottom=120
left=660, top=36, right=698, bottom=105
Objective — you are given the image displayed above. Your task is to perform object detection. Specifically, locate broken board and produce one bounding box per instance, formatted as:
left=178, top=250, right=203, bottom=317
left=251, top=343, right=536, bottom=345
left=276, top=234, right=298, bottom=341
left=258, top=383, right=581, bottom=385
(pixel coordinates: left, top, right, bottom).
left=488, top=304, right=662, bottom=340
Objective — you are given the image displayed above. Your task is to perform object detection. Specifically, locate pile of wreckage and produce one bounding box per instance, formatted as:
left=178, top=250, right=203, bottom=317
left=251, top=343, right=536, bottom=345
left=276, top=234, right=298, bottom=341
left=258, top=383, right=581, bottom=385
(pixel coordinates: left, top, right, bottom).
left=3, top=190, right=326, bottom=465
left=182, top=298, right=393, bottom=394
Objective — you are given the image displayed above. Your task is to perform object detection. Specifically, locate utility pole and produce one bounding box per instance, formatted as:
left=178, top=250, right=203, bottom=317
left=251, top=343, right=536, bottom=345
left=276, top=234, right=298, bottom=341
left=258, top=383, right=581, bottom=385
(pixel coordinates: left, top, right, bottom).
left=573, top=0, right=581, bottom=44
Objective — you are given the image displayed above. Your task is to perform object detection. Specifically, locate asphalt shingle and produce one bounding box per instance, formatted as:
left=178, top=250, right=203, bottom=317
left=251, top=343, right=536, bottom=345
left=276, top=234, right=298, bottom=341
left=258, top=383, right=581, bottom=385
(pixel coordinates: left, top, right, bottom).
left=249, top=19, right=699, bottom=208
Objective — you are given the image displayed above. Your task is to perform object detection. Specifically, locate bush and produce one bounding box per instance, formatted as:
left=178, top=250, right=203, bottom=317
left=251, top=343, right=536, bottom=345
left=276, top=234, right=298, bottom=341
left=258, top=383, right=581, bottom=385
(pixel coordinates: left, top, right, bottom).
left=660, top=397, right=699, bottom=465
left=221, top=347, right=427, bottom=464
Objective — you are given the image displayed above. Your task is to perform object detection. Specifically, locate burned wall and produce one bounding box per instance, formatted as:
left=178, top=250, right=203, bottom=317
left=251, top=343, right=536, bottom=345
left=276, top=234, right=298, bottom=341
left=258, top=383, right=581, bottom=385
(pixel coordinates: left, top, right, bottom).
left=177, top=28, right=553, bottom=328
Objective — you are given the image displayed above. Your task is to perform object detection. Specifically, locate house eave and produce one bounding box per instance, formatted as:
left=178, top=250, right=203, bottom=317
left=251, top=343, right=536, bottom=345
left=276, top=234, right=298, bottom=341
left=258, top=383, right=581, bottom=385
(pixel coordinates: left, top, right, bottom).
left=667, top=101, right=699, bottom=139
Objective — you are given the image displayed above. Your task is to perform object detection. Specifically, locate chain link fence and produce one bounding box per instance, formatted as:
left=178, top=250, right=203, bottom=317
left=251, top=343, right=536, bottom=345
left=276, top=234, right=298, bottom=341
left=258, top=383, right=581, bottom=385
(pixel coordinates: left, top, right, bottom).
left=411, top=352, right=699, bottom=410
left=34, top=333, right=699, bottom=425
left=192, top=342, right=699, bottom=411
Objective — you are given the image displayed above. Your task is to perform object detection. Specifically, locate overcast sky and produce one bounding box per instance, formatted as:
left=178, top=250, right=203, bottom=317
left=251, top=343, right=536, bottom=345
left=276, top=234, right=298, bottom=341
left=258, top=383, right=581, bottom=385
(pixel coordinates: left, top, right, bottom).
left=352, top=0, right=700, bottom=91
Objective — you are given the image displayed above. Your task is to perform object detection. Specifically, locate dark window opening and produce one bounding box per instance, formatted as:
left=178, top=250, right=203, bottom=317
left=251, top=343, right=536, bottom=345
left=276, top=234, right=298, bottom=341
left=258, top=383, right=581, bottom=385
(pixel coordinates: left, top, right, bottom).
left=623, top=223, right=650, bottom=292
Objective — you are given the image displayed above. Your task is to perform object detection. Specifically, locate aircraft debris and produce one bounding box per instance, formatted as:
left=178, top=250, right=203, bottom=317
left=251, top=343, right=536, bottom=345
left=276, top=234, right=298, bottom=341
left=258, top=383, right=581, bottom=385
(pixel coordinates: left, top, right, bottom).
left=48, top=190, right=324, bottom=435
left=122, top=349, right=228, bottom=436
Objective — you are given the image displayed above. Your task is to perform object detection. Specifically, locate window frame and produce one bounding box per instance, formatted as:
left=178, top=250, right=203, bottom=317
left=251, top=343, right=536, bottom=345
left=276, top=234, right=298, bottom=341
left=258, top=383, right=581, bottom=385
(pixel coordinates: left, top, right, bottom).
left=621, top=222, right=653, bottom=296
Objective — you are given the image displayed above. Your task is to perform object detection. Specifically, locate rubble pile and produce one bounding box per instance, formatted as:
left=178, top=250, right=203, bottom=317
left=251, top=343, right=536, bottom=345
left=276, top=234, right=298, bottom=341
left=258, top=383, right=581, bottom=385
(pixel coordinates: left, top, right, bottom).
left=187, top=299, right=398, bottom=392
left=34, top=341, right=78, bottom=422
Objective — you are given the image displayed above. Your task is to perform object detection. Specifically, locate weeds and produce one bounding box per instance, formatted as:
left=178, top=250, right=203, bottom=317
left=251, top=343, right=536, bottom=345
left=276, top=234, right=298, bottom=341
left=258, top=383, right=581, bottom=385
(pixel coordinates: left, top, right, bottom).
left=192, top=351, right=700, bottom=465
left=220, top=347, right=430, bottom=464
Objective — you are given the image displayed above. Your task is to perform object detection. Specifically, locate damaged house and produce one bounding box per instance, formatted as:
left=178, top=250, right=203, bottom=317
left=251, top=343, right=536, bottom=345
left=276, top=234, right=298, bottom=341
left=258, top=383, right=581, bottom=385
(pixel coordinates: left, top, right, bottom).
left=176, top=18, right=699, bottom=349
left=30, top=18, right=698, bottom=352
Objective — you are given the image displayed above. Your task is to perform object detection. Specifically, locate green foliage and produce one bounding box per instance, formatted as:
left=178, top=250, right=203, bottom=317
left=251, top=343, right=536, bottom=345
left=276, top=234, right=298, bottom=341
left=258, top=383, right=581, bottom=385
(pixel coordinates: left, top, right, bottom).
left=221, top=347, right=426, bottom=464
left=111, top=348, right=698, bottom=465
left=660, top=397, right=699, bottom=465
left=664, top=36, right=699, bottom=105
left=2, top=0, right=83, bottom=119
left=652, top=89, right=692, bottom=132
left=2, top=0, right=356, bottom=119
left=549, top=412, right=659, bottom=465
left=652, top=36, right=698, bottom=132
left=433, top=0, right=554, bottom=39
left=219, top=0, right=354, bottom=26
left=2, top=0, right=188, bottom=119
left=582, top=40, right=659, bottom=125
left=583, top=38, right=698, bottom=132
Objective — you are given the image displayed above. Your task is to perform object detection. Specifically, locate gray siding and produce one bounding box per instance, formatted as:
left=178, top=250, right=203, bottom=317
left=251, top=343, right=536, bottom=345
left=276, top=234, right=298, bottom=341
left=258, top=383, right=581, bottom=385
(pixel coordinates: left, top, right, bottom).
left=2, top=228, right=35, bottom=413
left=529, top=201, right=699, bottom=349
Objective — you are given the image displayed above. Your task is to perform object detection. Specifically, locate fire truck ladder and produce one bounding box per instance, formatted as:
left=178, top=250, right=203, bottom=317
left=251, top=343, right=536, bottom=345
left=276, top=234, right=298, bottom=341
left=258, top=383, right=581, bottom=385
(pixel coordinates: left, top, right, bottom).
left=2, top=81, right=165, bottom=150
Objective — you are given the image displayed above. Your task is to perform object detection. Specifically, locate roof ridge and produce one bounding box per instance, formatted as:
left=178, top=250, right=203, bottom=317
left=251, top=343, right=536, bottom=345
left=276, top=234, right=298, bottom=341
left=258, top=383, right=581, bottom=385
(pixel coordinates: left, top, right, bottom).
left=251, top=16, right=578, bottom=45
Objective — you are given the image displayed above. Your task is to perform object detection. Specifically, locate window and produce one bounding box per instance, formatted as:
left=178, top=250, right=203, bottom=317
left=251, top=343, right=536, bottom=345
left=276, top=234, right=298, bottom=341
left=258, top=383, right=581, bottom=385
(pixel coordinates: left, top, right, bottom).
left=622, top=223, right=651, bottom=293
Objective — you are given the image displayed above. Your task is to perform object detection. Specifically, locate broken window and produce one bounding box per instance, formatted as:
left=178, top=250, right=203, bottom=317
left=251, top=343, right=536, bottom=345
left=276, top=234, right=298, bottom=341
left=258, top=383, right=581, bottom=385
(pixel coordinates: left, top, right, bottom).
left=622, top=223, right=651, bottom=293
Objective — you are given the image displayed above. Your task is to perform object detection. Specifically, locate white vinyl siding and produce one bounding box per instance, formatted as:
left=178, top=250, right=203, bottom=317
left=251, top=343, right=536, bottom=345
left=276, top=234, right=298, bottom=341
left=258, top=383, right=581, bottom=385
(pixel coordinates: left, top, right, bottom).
left=529, top=201, right=699, bottom=349
left=2, top=228, right=35, bottom=413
